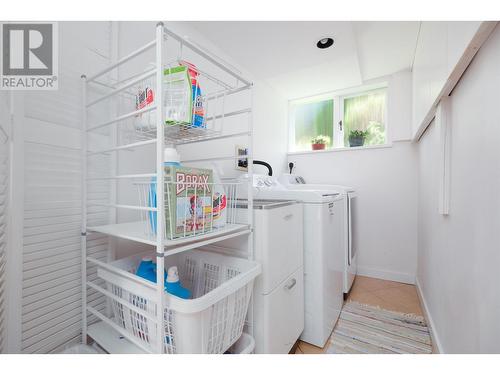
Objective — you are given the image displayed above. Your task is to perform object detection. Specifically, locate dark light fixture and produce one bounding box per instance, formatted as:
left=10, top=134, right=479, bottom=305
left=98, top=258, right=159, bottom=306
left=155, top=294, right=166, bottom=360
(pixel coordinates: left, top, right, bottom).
left=317, top=37, right=334, bottom=49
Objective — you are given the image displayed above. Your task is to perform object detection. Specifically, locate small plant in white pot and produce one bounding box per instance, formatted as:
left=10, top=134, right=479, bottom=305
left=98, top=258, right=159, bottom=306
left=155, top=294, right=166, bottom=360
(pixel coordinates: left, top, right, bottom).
left=311, top=135, right=330, bottom=151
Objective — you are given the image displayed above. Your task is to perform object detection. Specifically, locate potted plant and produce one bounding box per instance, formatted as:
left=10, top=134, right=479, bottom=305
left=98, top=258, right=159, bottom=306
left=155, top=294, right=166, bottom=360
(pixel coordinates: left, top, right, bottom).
left=311, top=135, right=330, bottom=151
left=348, top=130, right=369, bottom=147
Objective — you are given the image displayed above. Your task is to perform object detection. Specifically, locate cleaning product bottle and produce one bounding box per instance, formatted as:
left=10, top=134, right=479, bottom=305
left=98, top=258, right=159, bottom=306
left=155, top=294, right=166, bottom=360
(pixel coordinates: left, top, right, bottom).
left=136, top=256, right=156, bottom=283
left=148, top=148, right=182, bottom=234
left=163, top=147, right=181, bottom=167
left=136, top=256, right=168, bottom=284
left=211, top=163, right=227, bottom=229
left=165, top=266, right=192, bottom=299
left=135, top=63, right=156, bottom=132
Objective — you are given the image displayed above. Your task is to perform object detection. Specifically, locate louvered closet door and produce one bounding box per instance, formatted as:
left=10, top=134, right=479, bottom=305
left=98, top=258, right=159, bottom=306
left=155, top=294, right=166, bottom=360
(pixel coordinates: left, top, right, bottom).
left=22, top=139, right=109, bottom=353
left=0, top=133, right=7, bottom=354
left=20, top=22, right=112, bottom=353
left=0, top=92, right=10, bottom=354
left=22, top=141, right=83, bottom=353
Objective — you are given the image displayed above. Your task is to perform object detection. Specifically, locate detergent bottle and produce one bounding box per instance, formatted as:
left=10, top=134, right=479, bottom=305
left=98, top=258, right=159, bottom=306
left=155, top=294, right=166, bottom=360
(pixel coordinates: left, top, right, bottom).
left=136, top=256, right=156, bottom=283
left=211, top=163, right=227, bottom=229
left=134, top=63, right=156, bottom=132
left=148, top=148, right=182, bottom=234
left=165, top=266, right=192, bottom=299
left=136, top=256, right=167, bottom=284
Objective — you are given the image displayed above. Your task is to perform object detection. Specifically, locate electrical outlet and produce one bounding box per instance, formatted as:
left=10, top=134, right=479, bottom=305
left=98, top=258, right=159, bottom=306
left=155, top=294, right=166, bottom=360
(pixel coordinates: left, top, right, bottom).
left=235, top=145, right=248, bottom=171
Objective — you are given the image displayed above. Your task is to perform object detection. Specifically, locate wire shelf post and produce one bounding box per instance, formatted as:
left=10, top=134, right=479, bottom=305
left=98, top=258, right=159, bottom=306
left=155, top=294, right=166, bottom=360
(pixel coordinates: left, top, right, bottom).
left=246, top=84, right=254, bottom=337
left=154, top=21, right=166, bottom=354
left=80, top=74, right=88, bottom=345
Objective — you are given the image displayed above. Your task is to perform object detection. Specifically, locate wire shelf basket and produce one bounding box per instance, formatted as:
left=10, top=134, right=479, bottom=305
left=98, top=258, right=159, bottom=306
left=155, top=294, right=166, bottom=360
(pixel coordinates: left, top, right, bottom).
left=132, top=122, right=222, bottom=144
left=118, top=60, right=242, bottom=146
left=135, top=179, right=242, bottom=241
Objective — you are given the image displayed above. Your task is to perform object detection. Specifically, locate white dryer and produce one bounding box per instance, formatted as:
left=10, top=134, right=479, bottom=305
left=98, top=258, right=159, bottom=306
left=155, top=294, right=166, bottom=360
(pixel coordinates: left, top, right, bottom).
left=250, top=175, right=344, bottom=348
left=279, top=174, right=357, bottom=294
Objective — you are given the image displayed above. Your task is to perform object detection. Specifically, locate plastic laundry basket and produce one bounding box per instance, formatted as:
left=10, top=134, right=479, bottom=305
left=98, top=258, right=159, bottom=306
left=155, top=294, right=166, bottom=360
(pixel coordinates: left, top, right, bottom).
left=226, top=333, right=255, bottom=354
left=97, top=249, right=260, bottom=354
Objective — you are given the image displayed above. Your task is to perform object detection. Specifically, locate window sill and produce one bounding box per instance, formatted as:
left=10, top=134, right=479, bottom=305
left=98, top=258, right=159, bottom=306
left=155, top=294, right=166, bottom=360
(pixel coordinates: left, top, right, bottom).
left=287, top=143, right=393, bottom=156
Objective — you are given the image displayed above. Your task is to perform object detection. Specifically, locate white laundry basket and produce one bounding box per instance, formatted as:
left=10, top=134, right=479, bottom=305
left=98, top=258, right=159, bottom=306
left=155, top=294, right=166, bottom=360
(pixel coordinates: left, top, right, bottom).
left=226, top=333, right=255, bottom=354
left=97, top=249, right=260, bottom=354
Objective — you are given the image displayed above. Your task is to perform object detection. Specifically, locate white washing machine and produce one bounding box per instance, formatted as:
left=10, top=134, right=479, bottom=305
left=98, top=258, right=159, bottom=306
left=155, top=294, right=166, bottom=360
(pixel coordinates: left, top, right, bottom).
left=234, top=198, right=304, bottom=354
left=279, top=174, right=357, bottom=294
left=249, top=175, right=344, bottom=348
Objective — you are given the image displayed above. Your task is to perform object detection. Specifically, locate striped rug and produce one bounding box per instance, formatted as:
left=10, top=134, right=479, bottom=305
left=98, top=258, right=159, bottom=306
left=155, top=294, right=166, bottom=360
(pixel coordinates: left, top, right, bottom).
left=328, top=301, right=432, bottom=354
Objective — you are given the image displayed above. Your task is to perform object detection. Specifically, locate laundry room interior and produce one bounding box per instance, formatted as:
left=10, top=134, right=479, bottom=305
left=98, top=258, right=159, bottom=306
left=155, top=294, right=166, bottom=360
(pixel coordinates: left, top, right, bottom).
left=0, top=15, right=499, bottom=358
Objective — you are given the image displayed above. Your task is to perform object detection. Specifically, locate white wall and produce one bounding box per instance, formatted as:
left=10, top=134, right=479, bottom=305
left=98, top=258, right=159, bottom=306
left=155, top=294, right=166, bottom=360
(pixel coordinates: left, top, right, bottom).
left=411, top=22, right=482, bottom=138
left=288, top=70, right=418, bottom=283
left=252, top=82, right=288, bottom=175
left=289, top=143, right=418, bottom=283
left=387, top=70, right=412, bottom=141
left=416, top=25, right=500, bottom=353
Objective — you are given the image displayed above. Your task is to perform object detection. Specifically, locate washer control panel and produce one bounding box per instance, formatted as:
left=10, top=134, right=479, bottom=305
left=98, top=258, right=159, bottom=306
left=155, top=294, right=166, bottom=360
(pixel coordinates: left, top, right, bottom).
left=279, top=174, right=307, bottom=185
left=253, top=175, right=284, bottom=190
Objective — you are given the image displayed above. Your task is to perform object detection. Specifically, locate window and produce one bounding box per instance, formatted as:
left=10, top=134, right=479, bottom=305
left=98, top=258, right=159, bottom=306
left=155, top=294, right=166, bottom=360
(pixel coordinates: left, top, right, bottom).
left=290, top=98, right=334, bottom=151
left=343, top=88, right=387, bottom=147
left=289, top=86, right=387, bottom=152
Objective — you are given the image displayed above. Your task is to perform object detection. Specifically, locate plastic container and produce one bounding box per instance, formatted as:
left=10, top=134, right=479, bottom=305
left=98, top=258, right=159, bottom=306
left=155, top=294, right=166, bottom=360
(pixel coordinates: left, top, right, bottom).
left=97, top=249, right=261, bottom=354
left=165, top=266, right=192, bottom=299
left=133, top=63, right=157, bottom=133
left=136, top=256, right=156, bottom=282
left=211, top=164, right=227, bottom=230
left=147, top=148, right=182, bottom=234
left=163, top=147, right=181, bottom=165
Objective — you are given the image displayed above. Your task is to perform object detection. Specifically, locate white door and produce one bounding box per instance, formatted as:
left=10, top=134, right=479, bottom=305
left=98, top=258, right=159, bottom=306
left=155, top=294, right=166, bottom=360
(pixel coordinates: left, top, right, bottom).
left=254, top=267, right=304, bottom=354
left=0, top=91, right=10, bottom=353
left=9, top=22, right=113, bottom=353
left=255, top=203, right=303, bottom=294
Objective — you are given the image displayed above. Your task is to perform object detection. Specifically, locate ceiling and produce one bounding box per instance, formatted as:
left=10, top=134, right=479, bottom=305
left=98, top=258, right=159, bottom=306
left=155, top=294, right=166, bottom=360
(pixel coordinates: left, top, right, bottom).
left=187, top=21, right=420, bottom=99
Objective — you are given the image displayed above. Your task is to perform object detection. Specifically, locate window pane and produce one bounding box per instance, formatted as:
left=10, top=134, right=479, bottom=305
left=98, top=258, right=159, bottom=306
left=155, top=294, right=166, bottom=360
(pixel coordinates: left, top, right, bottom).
left=343, top=89, right=386, bottom=146
left=293, top=99, right=333, bottom=151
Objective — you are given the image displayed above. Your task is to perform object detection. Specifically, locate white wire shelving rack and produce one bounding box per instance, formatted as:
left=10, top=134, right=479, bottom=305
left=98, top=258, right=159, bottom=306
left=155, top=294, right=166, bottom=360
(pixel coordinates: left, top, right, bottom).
left=81, top=22, right=254, bottom=354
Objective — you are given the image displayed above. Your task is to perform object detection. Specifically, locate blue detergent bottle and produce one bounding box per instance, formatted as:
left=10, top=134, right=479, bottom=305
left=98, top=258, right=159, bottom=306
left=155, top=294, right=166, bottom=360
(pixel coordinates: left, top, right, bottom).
left=136, top=256, right=156, bottom=282
left=136, top=256, right=167, bottom=284
left=136, top=258, right=191, bottom=300
left=165, top=266, right=192, bottom=299
left=148, top=148, right=181, bottom=234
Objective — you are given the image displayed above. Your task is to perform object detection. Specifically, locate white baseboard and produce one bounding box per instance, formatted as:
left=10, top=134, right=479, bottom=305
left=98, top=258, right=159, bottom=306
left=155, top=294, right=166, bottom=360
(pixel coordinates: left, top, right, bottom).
left=357, top=266, right=415, bottom=284
left=415, top=277, right=444, bottom=354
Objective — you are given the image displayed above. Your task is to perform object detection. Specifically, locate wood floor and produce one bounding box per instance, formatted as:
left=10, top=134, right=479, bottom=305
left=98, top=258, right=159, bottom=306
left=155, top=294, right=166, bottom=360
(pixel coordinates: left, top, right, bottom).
left=294, top=275, right=424, bottom=354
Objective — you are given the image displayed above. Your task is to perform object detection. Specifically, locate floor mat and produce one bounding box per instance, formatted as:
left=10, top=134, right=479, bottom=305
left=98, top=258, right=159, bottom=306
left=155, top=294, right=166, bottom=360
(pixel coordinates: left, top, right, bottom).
left=328, top=301, right=432, bottom=354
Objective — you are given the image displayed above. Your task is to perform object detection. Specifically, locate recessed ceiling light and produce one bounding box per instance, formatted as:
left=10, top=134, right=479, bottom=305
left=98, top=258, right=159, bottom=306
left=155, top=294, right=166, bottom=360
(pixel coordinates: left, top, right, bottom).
left=317, top=37, right=334, bottom=49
